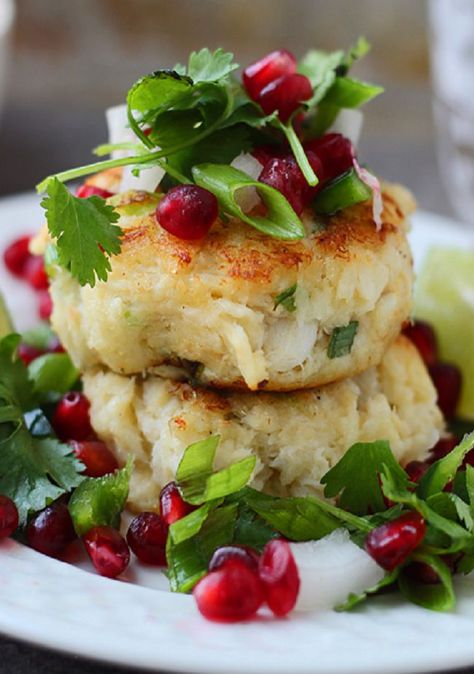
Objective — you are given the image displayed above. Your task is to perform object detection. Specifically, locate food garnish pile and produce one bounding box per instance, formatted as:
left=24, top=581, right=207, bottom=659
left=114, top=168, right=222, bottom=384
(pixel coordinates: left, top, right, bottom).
left=1, top=42, right=474, bottom=624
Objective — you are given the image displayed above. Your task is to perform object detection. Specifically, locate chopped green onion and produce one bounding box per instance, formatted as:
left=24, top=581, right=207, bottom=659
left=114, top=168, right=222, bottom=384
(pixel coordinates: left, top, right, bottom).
left=312, top=168, right=372, bottom=215
left=327, top=321, right=359, bottom=359
left=273, top=284, right=297, bottom=312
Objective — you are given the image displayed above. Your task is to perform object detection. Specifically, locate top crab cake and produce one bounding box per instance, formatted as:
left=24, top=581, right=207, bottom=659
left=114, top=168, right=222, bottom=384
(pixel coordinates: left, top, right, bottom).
left=47, top=181, right=414, bottom=391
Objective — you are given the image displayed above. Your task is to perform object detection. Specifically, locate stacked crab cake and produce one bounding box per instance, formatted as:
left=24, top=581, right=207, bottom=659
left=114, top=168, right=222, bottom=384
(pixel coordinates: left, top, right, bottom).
left=46, top=180, right=443, bottom=511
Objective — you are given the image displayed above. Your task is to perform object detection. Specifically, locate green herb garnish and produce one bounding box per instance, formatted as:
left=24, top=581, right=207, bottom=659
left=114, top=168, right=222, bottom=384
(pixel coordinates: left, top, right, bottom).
left=313, top=168, right=372, bottom=216
left=274, top=284, right=298, bottom=312
left=327, top=320, right=359, bottom=358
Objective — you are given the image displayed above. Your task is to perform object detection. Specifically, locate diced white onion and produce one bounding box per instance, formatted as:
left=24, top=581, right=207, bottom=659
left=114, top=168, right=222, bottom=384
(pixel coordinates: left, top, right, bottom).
left=330, top=109, right=364, bottom=147
left=290, top=529, right=384, bottom=612
left=231, top=153, right=263, bottom=212
left=119, top=164, right=165, bottom=194
left=353, top=159, right=383, bottom=230
left=105, top=104, right=136, bottom=159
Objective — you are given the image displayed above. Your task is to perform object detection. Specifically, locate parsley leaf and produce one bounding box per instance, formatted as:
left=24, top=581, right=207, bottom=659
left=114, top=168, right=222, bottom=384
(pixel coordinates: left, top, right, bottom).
left=68, top=458, right=132, bottom=536
left=0, top=335, right=84, bottom=524
left=41, top=178, right=122, bottom=287
left=398, top=552, right=455, bottom=611
left=417, top=431, right=474, bottom=500
left=187, top=48, right=239, bottom=83
left=327, top=320, right=359, bottom=358
left=274, top=284, right=297, bottom=312
left=321, top=440, right=408, bottom=515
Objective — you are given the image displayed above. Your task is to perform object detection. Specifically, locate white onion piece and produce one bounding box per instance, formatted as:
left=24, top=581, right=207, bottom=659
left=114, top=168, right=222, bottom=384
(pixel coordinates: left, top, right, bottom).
left=105, top=104, right=136, bottom=159
left=330, top=109, right=364, bottom=147
left=291, top=529, right=384, bottom=612
left=119, top=164, right=165, bottom=194
left=231, top=153, right=263, bottom=212
left=353, top=159, right=383, bottom=230
left=231, top=152, right=263, bottom=179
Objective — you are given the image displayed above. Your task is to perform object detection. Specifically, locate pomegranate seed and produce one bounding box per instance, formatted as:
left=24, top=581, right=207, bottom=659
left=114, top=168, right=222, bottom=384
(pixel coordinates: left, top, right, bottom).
left=159, top=481, right=194, bottom=525
left=402, top=320, right=438, bottom=366
left=37, top=290, right=53, bottom=320
left=429, top=362, right=462, bottom=420
left=17, top=343, right=45, bottom=365
left=27, top=501, right=77, bottom=558
left=83, top=526, right=130, bottom=578
left=70, top=440, right=119, bottom=478
left=24, top=256, right=49, bottom=290
left=52, top=392, right=93, bottom=441
left=0, top=495, right=19, bottom=538
left=3, top=236, right=32, bottom=277
left=156, top=185, right=218, bottom=240
left=304, top=133, right=354, bottom=184
left=258, top=539, right=300, bottom=617
left=252, top=145, right=284, bottom=166
left=259, top=151, right=323, bottom=214
left=404, top=561, right=440, bottom=584
left=365, top=511, right=426, bottom=571
left=193, top=559, right=264, bottom=622
left=430, top=435, right=458, bottom=461
left=76, top=184, right=114, bottom=199
left=243, top=49, right=297, bottom=101
left=257, top=73, right=312, bottom=123
left=209, top=545, right=260, bottom=572
left=126, top=512, right=168, bottom=565
left=405, top=460, right=429, bottom=483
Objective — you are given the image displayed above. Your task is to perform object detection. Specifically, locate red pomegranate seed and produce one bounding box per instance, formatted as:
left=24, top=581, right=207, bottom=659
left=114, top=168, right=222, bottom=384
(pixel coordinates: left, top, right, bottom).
left=405, top=561, right=440, bottom=584
left=17, top=343, right=45, bottom=365
left=257, top=73, right=312, bottom=123
left=209, top=545, right=260, bottom=572
left=365, top=511, right=426, bottom=571
left=0, top=495, right=19, bottom=538
left=405, top=460, right=429, bottom=483
left=428, top=362, right=462, bottom=420
left=27, top=501, right=77, bottom=558
left=243, top=49, right=297, bottom=101
left=258, top=151, right=323, bottom=214
left=258, top=539, right=300, bottom=617
left=193, top=559, right=264, bottom=622
left=52, top=391, right=93, bottom=442
left=70, top=440, right=119, bottom=478
left=126, top=512, right=168, bottom=565
left=37, top=290, right=53, bottom=320
left=304, top=133, right=354, bottom=184
left=3, top=236, right=32, bottom=277
left=76, top=184, right=114, bottom=199
left=252, top=145, right=284, bottom=166
left=156, top=185, right=218, bottom=240
left=24, top=256, right=49, bottom=290
left=159, top=481, right=194, bottom=525
left=402, top=320, right=438, bottom=366
left=83, top=526, right=130, bottom=578
left=430, top=435, right=458, bottom=461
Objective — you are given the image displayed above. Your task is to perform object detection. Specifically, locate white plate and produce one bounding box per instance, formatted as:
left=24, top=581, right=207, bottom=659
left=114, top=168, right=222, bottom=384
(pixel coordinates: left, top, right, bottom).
left=0, top=192, right=474, bottom=674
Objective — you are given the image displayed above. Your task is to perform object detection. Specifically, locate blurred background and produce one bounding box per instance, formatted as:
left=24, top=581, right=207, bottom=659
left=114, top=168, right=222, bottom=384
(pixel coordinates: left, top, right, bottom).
left=0, top=0, right=472, bottom=222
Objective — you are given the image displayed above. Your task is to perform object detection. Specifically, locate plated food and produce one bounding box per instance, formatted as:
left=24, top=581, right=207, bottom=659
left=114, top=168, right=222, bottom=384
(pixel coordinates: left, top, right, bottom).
left=1, top=41, right=474, bottom=628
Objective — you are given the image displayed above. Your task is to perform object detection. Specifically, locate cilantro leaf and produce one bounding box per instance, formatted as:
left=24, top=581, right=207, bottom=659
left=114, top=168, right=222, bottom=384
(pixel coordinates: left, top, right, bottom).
left=323, top=77, right=384, bottom=109
left=187, top=48, right=239, bottom=83
left=68, top=458, right=132, bottom=536
left=417, top=431, right=474, bottom=500
left=274, top=284, right=297, bottom=312
left=0, top=429, right=83, bottom=525
left=192, top=163, right=305, bottom=240
left=321, top=440, right=408, bottom=515
left=41, top=178, right=122, bottom=287
left=327, top=320, right=359, bottom=359
left=28, top=353, right=79, bottom=397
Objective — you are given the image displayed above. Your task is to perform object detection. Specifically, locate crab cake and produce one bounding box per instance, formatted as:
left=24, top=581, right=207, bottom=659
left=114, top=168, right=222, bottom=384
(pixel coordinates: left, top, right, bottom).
left=49, top=180, right=414, bottom=391
left=82, top=336, right=443, bottom=512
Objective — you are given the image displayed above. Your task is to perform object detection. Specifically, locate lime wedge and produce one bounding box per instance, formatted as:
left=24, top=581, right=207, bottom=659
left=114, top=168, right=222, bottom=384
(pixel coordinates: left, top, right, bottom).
left=414, top=246, right=474, bottom=420
left=0, top=291, right=14, bottom=338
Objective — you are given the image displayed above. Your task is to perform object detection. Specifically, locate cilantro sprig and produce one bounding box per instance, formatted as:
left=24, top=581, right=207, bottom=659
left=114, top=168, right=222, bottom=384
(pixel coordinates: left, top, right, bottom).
left=36, top=43, right=381, bottom=287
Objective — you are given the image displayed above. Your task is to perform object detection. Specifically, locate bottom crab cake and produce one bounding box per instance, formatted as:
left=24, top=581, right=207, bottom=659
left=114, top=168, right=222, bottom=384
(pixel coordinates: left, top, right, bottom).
left=82, top=335, right=443, bottom=513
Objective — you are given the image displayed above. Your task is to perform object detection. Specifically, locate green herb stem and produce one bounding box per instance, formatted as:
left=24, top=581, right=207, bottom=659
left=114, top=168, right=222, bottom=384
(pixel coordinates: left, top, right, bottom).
left=276, top=119, right=318, bottom=187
